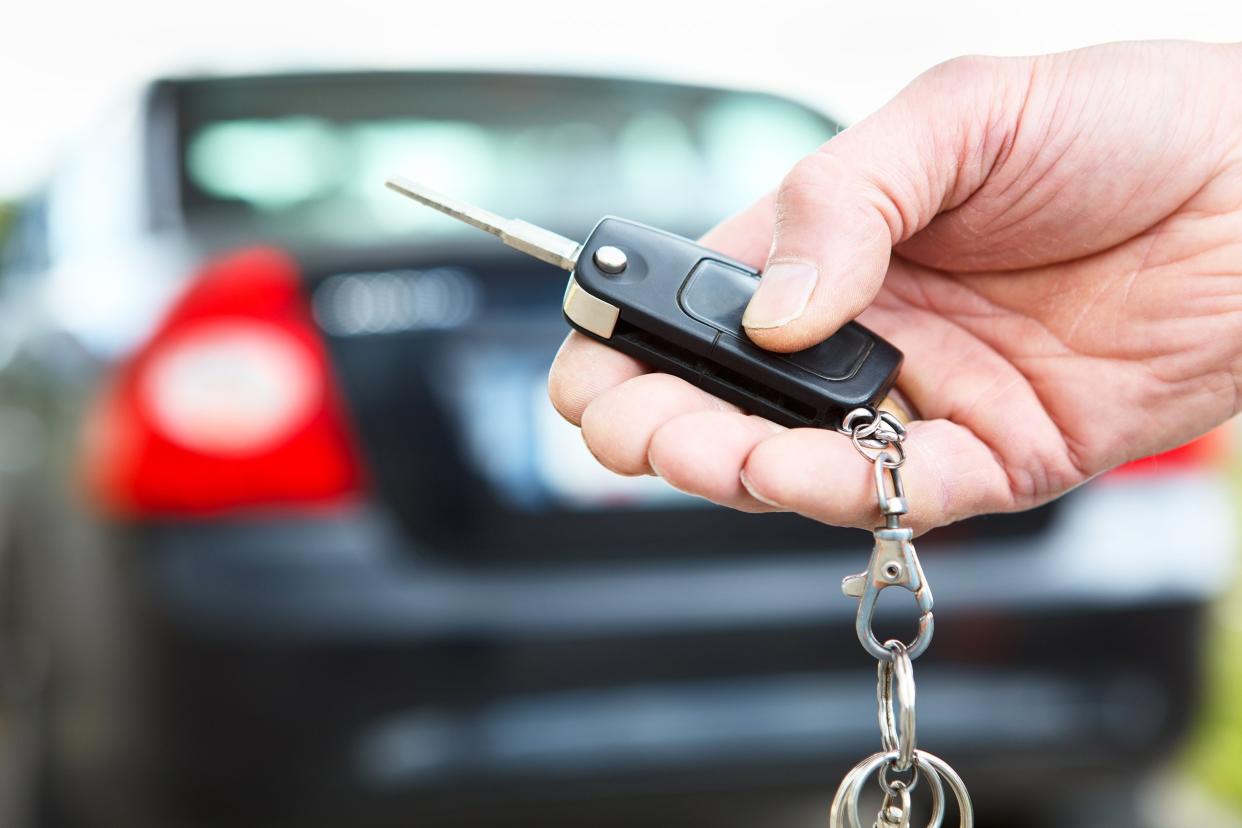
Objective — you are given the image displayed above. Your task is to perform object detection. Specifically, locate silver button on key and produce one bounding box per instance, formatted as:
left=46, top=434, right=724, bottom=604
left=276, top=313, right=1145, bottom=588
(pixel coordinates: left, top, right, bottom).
left=592, top=245, right=628, bottom=274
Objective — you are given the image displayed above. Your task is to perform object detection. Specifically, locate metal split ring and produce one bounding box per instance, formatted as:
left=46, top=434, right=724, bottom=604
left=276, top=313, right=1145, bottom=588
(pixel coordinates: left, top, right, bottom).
left=853, top=433, right=907, bottom=467
left=840, top=408, right=907, bottom=443
left=840, top=408, right=907, bottom=465
left=829, top=750, right=973, bottom=828
left=876, top=782, right=913, bottom=827
left=878, top=640, right=917, bottom=772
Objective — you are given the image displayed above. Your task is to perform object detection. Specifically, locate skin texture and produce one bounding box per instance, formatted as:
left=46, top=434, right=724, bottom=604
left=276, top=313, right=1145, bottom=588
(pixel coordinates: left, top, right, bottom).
left=548, top=41, right=1242, bottom=534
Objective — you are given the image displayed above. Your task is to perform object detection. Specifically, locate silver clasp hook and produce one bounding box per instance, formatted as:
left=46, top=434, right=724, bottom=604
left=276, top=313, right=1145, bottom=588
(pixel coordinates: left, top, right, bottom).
left=842, top=453, right=935, bottom=661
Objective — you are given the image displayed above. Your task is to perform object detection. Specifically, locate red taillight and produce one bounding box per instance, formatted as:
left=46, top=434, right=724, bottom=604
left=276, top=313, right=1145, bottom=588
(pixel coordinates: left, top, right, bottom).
left=83, top=247, right=364, bottom=516
left=1105, top=427, right=1233, bottom=479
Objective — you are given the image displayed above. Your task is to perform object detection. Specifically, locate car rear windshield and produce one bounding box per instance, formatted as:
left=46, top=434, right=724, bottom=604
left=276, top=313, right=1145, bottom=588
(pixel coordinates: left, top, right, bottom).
left=173, top=72, right=835, bottom=246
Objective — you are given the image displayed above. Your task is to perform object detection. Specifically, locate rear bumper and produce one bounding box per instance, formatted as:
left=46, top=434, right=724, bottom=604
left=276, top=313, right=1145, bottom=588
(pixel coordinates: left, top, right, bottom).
left=88, top=603, right=1211, bottom=828
left=68, top=474, right=1234, bottom=826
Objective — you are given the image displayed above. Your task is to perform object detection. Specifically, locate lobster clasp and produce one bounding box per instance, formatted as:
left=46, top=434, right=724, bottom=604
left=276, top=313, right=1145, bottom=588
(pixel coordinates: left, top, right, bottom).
left=842, top=526, right=935, bottom=661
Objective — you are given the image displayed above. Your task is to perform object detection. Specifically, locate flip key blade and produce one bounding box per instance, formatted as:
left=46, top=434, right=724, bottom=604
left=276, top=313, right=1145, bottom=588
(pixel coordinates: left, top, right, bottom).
left=385, top=176, right=582, bottom=271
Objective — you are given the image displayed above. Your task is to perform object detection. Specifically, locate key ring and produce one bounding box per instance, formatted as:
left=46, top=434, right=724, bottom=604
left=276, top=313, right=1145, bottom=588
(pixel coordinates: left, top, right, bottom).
left=839, top=407, right=907, bottom=446
left=878, top=640, right=917, bottom=772
left=831, top=405, right=971, bottom=826
left=829, top=749, right=973, bottom=828
left=840, top=408, right=908, bottom=466
left=875, top=781, right=913, bottom=828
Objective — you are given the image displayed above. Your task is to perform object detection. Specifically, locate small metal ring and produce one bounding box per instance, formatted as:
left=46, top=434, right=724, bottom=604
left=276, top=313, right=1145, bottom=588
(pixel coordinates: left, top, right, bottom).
left=876, top=783, right=913, bottom=827
left=859, top=604, right=934, bottom=663
left=838, top=407, right=876, bottom=436
left=870, top=425, right=902, bottom=448
left=869, top=410, right=907, bottom=444
left=879, top=411, right=907, bottom=441
left=853, top=432, right=892, bottom=451
left=830, top=750, right=965, bottom=828
left=854, top=418, right=883, bottom=443
left=852, top=436, right=907, bottom=467
left=841, top=409, right=908, bottom=466
left=879, top=756, right=919, bottom=795
left=843, top=409, right=903, bottom=444
left=876, top=449, right=905, bottom=470
left=877, top=640, right=917, bottom=772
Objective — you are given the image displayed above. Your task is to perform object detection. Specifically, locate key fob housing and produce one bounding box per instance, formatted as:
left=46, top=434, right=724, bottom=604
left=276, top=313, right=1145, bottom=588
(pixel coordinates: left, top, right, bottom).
left=563, top=218, right=902, bottom=429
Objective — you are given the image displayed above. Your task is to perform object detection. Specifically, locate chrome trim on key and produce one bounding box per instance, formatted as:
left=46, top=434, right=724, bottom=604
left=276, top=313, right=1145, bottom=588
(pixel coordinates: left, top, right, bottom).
left=563, top=276, right=621, bottom=339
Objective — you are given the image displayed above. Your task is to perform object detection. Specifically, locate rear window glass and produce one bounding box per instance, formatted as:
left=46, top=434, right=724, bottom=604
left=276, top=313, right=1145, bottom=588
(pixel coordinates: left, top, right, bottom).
left=176, top=73, right=834, bottom=245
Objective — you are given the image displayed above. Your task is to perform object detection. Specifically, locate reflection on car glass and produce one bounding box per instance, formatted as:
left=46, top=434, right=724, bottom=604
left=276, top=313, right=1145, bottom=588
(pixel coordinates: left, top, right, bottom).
left=182, top=90, right=830, bottom=245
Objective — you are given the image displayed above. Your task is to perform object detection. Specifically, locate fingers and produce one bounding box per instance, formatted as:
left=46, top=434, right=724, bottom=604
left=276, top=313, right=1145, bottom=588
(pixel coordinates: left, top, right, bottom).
left=648, top=411, right=784, bottom=512
left=547, top=331, right=647, bottom=425
left=739, top=419, right=1015, bottom=533
left=570, top=352, right=1019, bottom=530
left=580, top=373, right=741, bottom=476
left=742, top=55, right=1031, bottom=353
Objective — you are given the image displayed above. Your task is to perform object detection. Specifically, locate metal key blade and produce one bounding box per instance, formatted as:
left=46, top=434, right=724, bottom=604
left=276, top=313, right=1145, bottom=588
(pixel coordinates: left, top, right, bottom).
left=385, top=176, right=581, bottom=271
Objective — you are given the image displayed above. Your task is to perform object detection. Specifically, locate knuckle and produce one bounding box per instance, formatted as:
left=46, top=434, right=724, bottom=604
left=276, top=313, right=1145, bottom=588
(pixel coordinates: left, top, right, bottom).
left=908, top=54, right=1026, bottom=130
left=918, top=53, right=999, bottom=88
left=775, top=152, right=839, bottom=217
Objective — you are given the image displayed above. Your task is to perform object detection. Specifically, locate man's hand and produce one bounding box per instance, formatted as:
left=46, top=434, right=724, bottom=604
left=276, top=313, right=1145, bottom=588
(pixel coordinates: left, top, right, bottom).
left=548, top=41, right=1242, bottom=533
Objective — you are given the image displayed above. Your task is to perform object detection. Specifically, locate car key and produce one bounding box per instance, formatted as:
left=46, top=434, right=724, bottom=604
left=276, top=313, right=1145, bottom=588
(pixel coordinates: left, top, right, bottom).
left=385, top=176, right=904, bottom=430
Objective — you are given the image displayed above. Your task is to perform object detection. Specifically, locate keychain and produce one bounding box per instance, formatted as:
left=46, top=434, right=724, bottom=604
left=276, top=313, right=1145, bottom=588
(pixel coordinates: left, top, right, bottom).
left=383, top=177, right=974, bottom=826
left=834, top=409, right=974, bottom=827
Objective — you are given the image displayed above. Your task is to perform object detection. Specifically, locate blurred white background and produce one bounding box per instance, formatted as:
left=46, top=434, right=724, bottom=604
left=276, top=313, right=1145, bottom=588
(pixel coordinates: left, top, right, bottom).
left=4, top=0, right=1241, bottom=197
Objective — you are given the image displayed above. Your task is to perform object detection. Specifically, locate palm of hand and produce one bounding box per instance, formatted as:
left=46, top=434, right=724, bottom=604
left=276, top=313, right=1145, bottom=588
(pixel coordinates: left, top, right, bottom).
left=870, top=183, right=1242, bottom=512
left=869, top=61, right=1242, bottom=514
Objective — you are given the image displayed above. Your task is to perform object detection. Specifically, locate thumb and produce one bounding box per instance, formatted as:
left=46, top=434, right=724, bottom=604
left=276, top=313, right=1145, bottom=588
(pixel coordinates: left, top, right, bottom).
left=741, top=56, right=1030, bottom=352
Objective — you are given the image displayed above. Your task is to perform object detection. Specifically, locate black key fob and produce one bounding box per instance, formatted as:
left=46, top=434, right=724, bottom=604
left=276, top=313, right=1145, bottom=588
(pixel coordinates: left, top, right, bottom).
left=382, top=177, right=903, bottom=430
left=563, top=217, right=903, bottom=430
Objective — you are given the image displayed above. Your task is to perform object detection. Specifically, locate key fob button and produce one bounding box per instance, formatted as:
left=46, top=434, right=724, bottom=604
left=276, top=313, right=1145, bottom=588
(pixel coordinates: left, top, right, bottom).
left=780, top=326, right=872, bottom=382
left=592, top=245, right=628, bottom=274
left=681, top=259, right=872, bottom=383
left=583, top=245, right=648, bottom=285
left=678, top=259, right=755, bottom=332
left=712, top=323, right=870, bottom=384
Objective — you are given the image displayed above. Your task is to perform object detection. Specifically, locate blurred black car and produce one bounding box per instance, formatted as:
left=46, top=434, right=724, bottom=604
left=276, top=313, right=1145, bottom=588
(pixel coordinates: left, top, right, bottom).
left=0, top=71, right=1234, bottom=828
